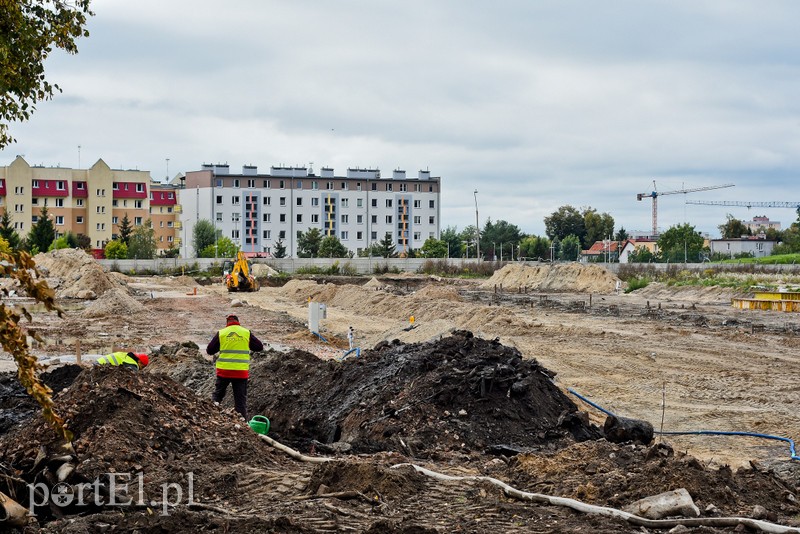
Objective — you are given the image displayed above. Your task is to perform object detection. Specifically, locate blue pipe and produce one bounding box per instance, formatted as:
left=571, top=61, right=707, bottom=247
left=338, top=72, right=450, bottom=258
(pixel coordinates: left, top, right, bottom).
left=311, top=331, right=328, bottom=343
left=567, top=388, right=800, bottom=461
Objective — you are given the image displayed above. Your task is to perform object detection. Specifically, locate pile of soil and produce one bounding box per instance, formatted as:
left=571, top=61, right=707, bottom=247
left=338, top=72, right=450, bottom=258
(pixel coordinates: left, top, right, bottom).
left=243, top=331, right=601, bottom=455
left=34, top=248, right=123, bottom=299
left=0, top=364, right=83, bottom=435
left=0, top=366, right=280, bottom=521
left=80, top=287, right=146, bottom=317
left=481, top=263, right=621, bottom=293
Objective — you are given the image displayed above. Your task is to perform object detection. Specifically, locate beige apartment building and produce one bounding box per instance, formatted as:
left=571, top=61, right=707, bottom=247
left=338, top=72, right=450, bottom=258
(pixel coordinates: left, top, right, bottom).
left=0, top=156, right=181, bottom=256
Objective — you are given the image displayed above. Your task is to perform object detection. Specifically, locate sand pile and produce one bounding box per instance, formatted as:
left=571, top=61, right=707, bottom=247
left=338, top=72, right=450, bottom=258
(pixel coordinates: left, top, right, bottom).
left=632, top=282, right=743, bottom=303
left=34, top=248, right=122, bottom=299
left=81, top=288, right=146, bottom=317
left=481, top=263, right=620, bottom=293
left=251, top=263, right=279, bottom=277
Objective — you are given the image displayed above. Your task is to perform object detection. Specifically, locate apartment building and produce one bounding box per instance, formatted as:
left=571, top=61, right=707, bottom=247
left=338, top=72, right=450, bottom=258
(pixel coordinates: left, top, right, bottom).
left=182, top=164, right=441, bottom=257
left=0, top=156, right=180, bottom=255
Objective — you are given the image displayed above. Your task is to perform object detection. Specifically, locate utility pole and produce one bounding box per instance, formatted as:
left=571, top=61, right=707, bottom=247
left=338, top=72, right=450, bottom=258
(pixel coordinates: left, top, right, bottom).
left=474, top=190, right=480, bottom=261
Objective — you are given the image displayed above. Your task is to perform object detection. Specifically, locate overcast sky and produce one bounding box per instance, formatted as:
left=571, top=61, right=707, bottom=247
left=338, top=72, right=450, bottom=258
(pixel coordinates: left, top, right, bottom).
left=3, top=0, right=800, bottom=238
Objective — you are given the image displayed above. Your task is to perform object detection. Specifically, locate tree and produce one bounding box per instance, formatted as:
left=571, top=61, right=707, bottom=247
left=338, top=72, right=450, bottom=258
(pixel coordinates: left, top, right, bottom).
left=628, top=246, right=657, bottom=263
left=118, top=213, right=133, bottom=246
left=297, top=228, right=323, bottom=257
left=614, top=227, right=629, bottom=242
left=200, top=236, right=238, bottom=258
left=458, top=225, right=478, bottom=258
left=481, top=219, right=523, bottom=260
left=318, top=235, right=348, bottom=257
left=376, top=232, right=398, bottom=258
left=718, top=214, right=751, bottom=239
left=583, top=208, right=615, bottom=248
left=160, top=244, right=180, bottom=258
left=440, top=226, right=462, bottom=258
left=76, top=233, right=92, bottom=251
left=559, top=234, right=581, bottom=261
left=519, top=235, right=550, bottom=260
left=127, top=219, right=157, bottom=259
left=1, top=0, right=93, bottom=148
left=421, top=237, right=448, bottom=258
left=104, top=240, right=128, bottom=259
left=0, top=209, right=21, bottom=250
left=272, top=239, right=287, bottom=258
left=0, top=236, right=10, bottom=255
left=657, top=223, right=705, bottom=263
left=544, top=206, right=585, bottom=245
left=27, top=205, right=55, bottom=253
left=192, top=219, right=217, bottom=257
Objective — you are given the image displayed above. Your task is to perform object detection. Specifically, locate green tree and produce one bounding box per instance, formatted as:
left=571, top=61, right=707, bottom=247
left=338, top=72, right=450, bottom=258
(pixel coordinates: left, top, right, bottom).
left=0, top=209, right=21, bottom=250
left=519, top=235, right=550, bottom=260
left=614, top=227, right=629, bottom=242
left=160, top=243, right=180, bottom=258
left=376, top=232, right=398, bottom=258
left=200, top=236, right=238, bottom=258
left=117, top=214, right=133, bottom=246
left=104, top=240, right=128, bottom=259
left=481, top=219, right=523, bottom=260
left=297, top=227, right=323, bottom=257
left=559, top=234, right=581, bottom=261
left=583, top=208, right=614, bottom=248
left=628, top=246, right=657, bottom=263
left=421, top=237, right=448, bottom=258
left=127, top=219, right=157, bottom=259
left=48, top=235, right=70, bottom=251
left=76, top=233, right=91, bottom=251
left=718, top=214, right=751, bottom=239
left=272, top=239, right=287, bottom=258
left=657, top=223, right=705, bottom=263
left=458, top=225, right=478, bottom=258
left=440, top=226, right=462, bottom=258
left=27, top=205, right=55, bottom=253
left=318, top=235, right=348, bottom=257
left=192, top=219, right=217, bottom=257
left=1, top=0, right=93, bottom=148
left=544, top=206, right=585, bottom=245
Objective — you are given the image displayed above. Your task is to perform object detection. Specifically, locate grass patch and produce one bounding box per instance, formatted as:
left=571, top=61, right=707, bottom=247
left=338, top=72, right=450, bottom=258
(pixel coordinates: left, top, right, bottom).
left=719, top=253, right=800, bottom=265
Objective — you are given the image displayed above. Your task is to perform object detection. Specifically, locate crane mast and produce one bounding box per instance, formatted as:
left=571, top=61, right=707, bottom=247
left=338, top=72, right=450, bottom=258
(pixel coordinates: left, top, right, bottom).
left=636, top=182, right=735, bottom=236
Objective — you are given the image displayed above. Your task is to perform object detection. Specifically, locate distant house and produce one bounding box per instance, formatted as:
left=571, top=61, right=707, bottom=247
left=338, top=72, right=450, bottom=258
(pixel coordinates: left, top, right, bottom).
left=710, top=237, right=777, bottom=258
left=744, top=216, right=781, bottom=233
left=580, top=239, right=633, bottom=263
left=618, top=238, right=659, bottom=264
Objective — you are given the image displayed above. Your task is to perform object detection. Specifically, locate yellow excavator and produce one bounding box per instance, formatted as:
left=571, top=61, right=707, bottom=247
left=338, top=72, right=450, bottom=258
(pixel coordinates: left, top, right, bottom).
left=222, top=251, right=260, bottom=292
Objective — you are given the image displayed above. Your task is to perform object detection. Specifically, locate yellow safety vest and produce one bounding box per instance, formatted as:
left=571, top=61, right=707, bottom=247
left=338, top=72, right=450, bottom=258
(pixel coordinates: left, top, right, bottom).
left=98, top=351, right=140, bottom=370
left=216, top=325, right=251, bottom=373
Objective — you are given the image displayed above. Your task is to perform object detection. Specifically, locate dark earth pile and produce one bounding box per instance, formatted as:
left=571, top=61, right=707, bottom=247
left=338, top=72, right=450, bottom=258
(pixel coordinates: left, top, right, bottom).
left=0, top=364, right=83, bottom=435
left=245, top=330, right=602, bottom=455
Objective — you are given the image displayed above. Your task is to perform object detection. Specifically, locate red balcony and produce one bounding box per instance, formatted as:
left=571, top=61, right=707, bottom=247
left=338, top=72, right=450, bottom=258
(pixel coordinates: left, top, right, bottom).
left=150, top=190, right=177, bottom=206
left=112, top=182, right=148, bottom=199
left=0, top=179, right=5, bottom=197
left=72, top=181, right=88, bottom=198
left=32, top=180, right=69, bottom=197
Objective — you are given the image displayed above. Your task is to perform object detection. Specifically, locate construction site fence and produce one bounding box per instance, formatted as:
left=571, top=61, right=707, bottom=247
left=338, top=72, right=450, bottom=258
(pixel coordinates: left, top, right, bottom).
left=96, top=258, right=800, bottom=276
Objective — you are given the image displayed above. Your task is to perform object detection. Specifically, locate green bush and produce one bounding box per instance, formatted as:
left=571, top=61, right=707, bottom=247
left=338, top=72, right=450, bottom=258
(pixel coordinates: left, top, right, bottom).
left=625, top=276, right=650, bottom=293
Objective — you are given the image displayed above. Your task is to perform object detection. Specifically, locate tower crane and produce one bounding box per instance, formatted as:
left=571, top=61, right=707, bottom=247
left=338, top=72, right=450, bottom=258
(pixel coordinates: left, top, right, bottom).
left=685, top=200, right=800, bottom=209
left=636, top=181, right=735, bottom=237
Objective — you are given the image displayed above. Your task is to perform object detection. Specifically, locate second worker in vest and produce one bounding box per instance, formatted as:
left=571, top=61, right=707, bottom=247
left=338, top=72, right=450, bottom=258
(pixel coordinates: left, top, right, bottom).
left=206, top=313, right=264, bottom=421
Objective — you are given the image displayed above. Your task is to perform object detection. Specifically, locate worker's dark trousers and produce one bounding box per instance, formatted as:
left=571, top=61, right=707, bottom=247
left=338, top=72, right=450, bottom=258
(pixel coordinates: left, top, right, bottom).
left=212, top=377, right=248, bottom=421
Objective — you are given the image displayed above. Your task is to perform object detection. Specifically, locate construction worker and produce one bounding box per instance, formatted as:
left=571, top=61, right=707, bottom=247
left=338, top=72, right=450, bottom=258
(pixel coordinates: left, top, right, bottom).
left=96, top=351, right=149, bottom=370
left=347, top=326, right=355, bottom=349
left=206, top=313, right=264, bottom=420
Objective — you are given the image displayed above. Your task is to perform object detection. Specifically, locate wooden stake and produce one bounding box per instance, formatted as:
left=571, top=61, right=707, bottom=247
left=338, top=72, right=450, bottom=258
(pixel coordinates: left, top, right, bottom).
left=75, top=340, right=82, bottom=366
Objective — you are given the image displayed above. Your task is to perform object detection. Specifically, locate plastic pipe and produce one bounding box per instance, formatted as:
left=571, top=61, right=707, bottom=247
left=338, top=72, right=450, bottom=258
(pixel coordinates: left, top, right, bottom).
left=567, top=388, right=800, bottom=462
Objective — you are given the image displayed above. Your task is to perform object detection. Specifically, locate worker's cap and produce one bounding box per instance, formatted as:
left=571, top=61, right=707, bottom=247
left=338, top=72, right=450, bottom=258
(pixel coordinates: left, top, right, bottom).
left=128, top=352, right=150, bottom=368
left=225, top=313, right=239, bottom=322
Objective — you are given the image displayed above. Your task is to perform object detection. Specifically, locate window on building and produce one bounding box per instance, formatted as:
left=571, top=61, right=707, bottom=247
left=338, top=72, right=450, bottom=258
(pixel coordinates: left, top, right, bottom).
left=278, top=180, right=285, bottom=189
left=216, top=195, right=223, bottom=204
left=341, top=214, right=349, bottom=224
left=371, top=199, right=377, bottom=208
left=386, top=215, right=393, bottom=224
left=123, top=200, right=128, bottom=207
left=429, top=200, right=435, bottom=208
left=96, top=206, right=105, bottom=213
left=233, top=179, right=240, bottom=188
left=136, top=183, right=144, bottom=193
left=341, top=231, right=348, bottom=240
left=56, top=181, right=66, bottom=190
left=312, top=181, right=319, bottom=190
left=134, top=217, right=143, bottom=225
left=414, top=216, right=421, bottom=224
left=311, top=214, right=319, bottom=223
left=429, top=185, right=434, bottom=192
left=112, top=183, right=119, bottom=190
left=263, top=213, right=271, bottom=222
left=76, top=216, right=84, bottom=224
left=429, top=216, right=435, bottom=224
left=77, top=182, right=85, bottom=190
left=279, top=197, right=286, bottom=206
left=168, top=192, right=174, bottom=199
left=296, top=230, right=302, bottom=239
left=31, top=198, right=39, bottom=206
left=96, top=188, right=105, bottom=196
left=297, top=181, right=303, bottom=189
left=232, top=213, right=240, bottom=223
left=371, top=183, right=377, bottom=191
left=112, top=216, right=119, bottom=224
left=248, top=179, right=255, bottom=188
left=168, top=236, right=174, bottom=243
left=414, top=184, right=421, bottom=192
left=279, top=230, right=286, bottom=239
left=386, top=199, right=392, bottom=208
left=216, top=213, right=223, bottom=222
left=311, top=197, right=319, bottom=207
left=355, top=198, right=362, bottom=208
left=296, top=214, right=303, bottom=223
left=216, top=179, right=223, bottom=187
left=296, top=197, right=303, bottom=206
left=413, top=200, right=421, bottom=208
left=76, top=199, right=84, bottom=207
left=112, top=200, right=118, bottom=207
left=400, top=184, right=408, bottom=192
left=232, top=196, right=240, bottom=205
left=263, top=197, right=271, bottom=206
left=167, top=221, right=174, bottom=228
left=356, top=231, right=363, bottom=240
left=263, top=230, right=271, bottom=239
left=324, top=182, right=331, bottom=190
left=135, top=200, right=143, bottom=208
left=167, top=207, right=173, bottom=213
left=357, top=182, right=362, bottom=191
left=232, top=229, right=240, bottom=239
left=371, top=215, right=377, bottom=224
left=31, top=215, right=38, bottom=223
left=371, top=231, right=377, bottom=240
left=15, top=204, right=23, bottom=212
left=357, top=215, right=363, bottom=224
left=55, top=216, right=64, bottom=225
left=279, top=214, right=286, bottom=223
left=386, top=183, right=393, bottom=192
left=159, top=221, right=164, bottom=227
left=341, top=182, right=347, bottom=190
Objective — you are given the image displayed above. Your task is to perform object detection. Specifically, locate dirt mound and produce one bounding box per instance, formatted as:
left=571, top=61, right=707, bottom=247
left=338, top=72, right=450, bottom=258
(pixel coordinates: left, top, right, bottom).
left=81, top=287, right=146, bottom=317
left=0, top=364, right=83, bottom=435
left=482, top=263, right=620, bottom=293
left=632, top=282, right=743, bottom=303
left=0, top=366, right=280, bottom=522
left=251, top=263, right=279, bottom=277
left=244, top=331, right=601, bottom=455
left=34, top=248, right=123, bottom=299
left=307, top=460, right=427, bottom=500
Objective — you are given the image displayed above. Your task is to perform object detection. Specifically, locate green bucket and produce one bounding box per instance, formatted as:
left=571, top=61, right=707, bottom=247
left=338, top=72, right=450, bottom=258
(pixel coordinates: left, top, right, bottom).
left=248, top=415, right=270, bottom=435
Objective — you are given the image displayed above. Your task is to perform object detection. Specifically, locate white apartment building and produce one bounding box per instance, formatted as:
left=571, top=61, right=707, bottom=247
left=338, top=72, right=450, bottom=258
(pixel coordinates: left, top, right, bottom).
left=181, top=164, right=441, bottom=257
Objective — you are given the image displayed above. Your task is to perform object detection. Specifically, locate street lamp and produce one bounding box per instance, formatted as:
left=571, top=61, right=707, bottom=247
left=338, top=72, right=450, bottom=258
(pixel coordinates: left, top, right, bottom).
left=473, top=190, right=480, bottom=261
